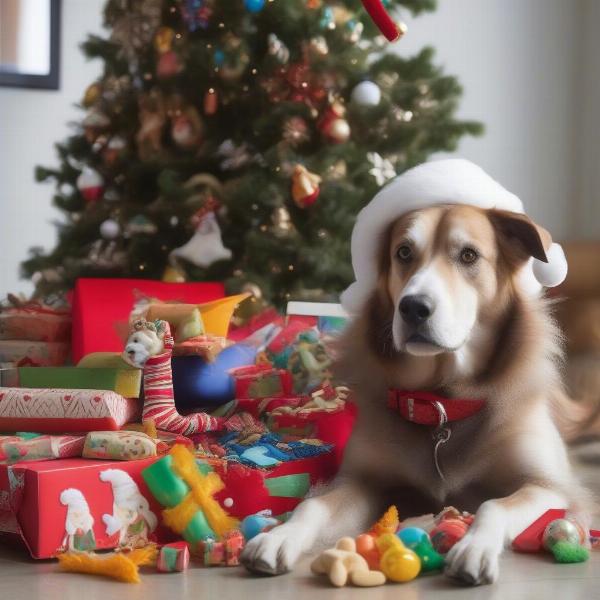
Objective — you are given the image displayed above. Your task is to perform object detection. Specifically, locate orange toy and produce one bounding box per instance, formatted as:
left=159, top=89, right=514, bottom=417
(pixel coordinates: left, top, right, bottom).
left=369, top=505, right=399, bottom=536
left=356, top=533, right=380, bottom=570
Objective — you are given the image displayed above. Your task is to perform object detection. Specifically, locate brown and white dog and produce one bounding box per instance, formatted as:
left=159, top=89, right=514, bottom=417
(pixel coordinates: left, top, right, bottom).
left=241, top=161, right=597, bottom=585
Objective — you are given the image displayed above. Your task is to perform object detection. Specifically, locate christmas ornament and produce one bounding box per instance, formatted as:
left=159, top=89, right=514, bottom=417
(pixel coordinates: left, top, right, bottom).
left=271, top=207, right=295, bottom=236
left=170, top=211, right=232, bottom=268
left=319, top=101, right=351, bottom=143
left=82, top=109, right=110, bottom=144
left=157, top=51, right=183, bottom=78
left=183, top=173, right=224, bottom=206
left=82, top=82, right=102, bottom=107
left=203, top=88, right=218, bottom=115
left=77, top=168, right=104, bottom=203
left=360, top=0, right=405, bottom=42
left=137, top=89, right=166, bottom=160
left=91, top=135, right=108, bottom=154
left=104, top=188, right=120, bottom=203
left=154, top=26, right=176, bottom=53
left=351, top=80, right=382, bottom=107
left=108, top=0, right=162, bottom=62
left=178, top=0, right=213, bottom=32
left=291, top=164, right=321, bottom=208
left=345, top=19, right=364, bottom=43
left=268, top=34, right=290, bottom=64
left=103, top=136, right=127, bottom=167
left=244, top=0, right=265, bottom=13
left=306, top=36, right=329, bottom=58
left=162, top=264, right=187, bottom=283
left=102, top=75, right=131, bottom=102
left=167, top=95, right=204, bottom=150
left=126, top=215, right=158, bottom=236
left=217, top=140, right=254, bottom=170
left=367, top=152, right=396, bottom=185
left=100, top=219, right=121, bottom=240
left=319, top=6, right=335, bottom=30
left=282, top=116, right=310, bottom=147
left=84, top=240, right=127, bottom=270
left=215, top=34, right=250, bottom=82
left=543, top=519, right=586, bottom=551
left=325, top=159, right=347, bottom=180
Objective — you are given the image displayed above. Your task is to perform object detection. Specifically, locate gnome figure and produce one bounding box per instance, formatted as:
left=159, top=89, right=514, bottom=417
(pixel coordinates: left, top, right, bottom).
left=59, top=488, right=96, bottom=552
left=100, top=469, right=157, bottom=547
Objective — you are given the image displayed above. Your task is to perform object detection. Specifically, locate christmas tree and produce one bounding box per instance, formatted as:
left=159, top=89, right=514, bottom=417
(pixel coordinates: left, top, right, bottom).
left=22, top=0, right=481, bottom=306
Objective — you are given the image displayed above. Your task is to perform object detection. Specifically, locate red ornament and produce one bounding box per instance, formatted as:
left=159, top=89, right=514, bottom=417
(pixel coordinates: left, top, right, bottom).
left=360, top=0, right=404, bottom=42
left=77, top=168, right=104, bottom=203
left=157, top=50, right=183, bottom=78
left=291, top=164, right=321, bottom=208
left=319, top=101, right=351, bottom=143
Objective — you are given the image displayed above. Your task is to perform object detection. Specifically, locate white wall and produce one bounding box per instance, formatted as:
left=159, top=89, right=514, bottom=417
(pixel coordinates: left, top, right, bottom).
left=0, top=0, right=594, bottom=298
left=0, top=0, right=105, bottom=298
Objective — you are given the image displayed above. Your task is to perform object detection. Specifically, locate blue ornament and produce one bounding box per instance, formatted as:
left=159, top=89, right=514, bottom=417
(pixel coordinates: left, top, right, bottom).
left=213, top=48, right=225, bottom=67
left=398, top=527, right=429, bottom=549
left=244, top=0, right=265, bottom=13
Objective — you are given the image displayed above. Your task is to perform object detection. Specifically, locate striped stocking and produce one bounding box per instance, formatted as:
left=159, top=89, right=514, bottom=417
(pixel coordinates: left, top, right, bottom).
left=142, top=321, right=224, bottom=436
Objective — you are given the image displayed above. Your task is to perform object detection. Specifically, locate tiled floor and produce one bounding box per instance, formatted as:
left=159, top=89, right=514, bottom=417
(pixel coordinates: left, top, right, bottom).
left=0, top=449, right=598, bottom=600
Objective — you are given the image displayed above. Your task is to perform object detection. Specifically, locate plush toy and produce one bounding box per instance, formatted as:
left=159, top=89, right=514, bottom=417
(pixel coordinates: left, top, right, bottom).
left=377, top=533, right=421, bottom=582
left=124, top=319, right=224, bottom=436
left=542, top=518, right=589, bottom=564
left=369, top=505, right=400, bottom=536
left=310, top=537, right=386, bottom=587
left=142, top=444, right=239, bottom=547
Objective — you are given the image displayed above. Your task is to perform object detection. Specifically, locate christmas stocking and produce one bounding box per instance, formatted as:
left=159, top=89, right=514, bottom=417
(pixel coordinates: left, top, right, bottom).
left=142, top=321, right=224, bottom=436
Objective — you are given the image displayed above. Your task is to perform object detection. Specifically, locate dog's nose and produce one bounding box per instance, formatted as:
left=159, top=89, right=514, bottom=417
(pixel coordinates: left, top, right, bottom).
left=127, top=349, right=135, bottom=357
left=399, top=295, right=434, bottom=326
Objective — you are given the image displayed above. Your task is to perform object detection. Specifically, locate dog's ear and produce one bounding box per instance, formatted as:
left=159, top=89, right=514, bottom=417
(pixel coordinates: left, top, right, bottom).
left=488, top=209, right=551, bottom=265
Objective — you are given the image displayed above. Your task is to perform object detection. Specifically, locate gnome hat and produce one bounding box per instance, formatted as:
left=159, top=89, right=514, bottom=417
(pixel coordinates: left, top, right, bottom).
left=60, top=488, right=94, bottom=533
left=341, top=159, right=568, bottom=313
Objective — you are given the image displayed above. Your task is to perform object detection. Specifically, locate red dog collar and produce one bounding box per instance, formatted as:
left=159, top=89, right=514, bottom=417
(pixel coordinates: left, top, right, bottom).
left=387, top=390, right=485, bottom=427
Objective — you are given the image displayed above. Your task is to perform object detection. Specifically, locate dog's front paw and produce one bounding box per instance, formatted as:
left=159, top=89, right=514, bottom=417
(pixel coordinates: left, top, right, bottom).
left=444, top=531, right=502, bottom=585
left=241, top=527, right=303, bottom=576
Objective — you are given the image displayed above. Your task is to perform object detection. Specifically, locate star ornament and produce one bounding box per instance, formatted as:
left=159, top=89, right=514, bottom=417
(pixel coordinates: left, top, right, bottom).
left=367, top=152, right=396, bottom=186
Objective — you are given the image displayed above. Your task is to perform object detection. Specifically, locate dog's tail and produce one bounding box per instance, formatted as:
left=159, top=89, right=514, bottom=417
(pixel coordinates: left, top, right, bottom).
left=552, top=387, right=600, bottom=444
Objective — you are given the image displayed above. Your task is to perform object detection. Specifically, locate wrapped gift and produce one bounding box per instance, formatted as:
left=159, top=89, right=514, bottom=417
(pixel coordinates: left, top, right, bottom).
left=0, top=388, right=140, bottom=433
left=0, top=305, right=71, bottom=342
left=0, top=434, right=85, bottom=464
left=0, top=366, right=142, bottom=398
left=157, top=541, right=190, bottom=572
left=197, top=530, right=244, bottom=566
left=71, top=278, right=225, bottom=363
left=0, top=340, right=70, bottom=367
left=82, top=431, right=157, bottom=461
left=231, top=365, right=293, bottom=399
left=0, top=457, right=160, bottom=558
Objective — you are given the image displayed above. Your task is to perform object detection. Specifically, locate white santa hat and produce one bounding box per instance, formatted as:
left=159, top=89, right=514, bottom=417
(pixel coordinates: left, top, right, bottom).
left=60, top=488, right=94, bottom=532
left=341, top=159, right=568, bottom=313
left=100, top=469, right=157, bottom=531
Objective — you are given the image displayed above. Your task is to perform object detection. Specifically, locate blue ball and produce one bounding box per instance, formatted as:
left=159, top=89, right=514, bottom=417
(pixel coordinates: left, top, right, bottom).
left=244, top=0, right=265, bottom=13
left=398, top=527, right=429, bottom=549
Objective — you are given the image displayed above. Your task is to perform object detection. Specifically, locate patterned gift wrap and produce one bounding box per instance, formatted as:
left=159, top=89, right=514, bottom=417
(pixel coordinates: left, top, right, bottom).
left=0, top=388, right=140, bottom=433
left=231, top=365, right=293, bottom=399
left=0, top=340, right=70, bottom=367
left=0, top=434, right=85, bottom=464
left=0, top=309, right=71, bottom=342
left=83, top=431, right=157, bottom=461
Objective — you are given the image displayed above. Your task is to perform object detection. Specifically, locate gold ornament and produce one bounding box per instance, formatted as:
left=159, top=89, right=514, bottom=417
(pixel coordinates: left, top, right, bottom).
left=291, top=164, right=321, bottom=208
left=327, top=118, right=350, bottom=143
left=83, top=82, right=102, bottom=107
left=162, top=264, right=187, bottom=282
left=154, top=26, right=175, bottom=54
left=271, top=206, right=294, bottom=235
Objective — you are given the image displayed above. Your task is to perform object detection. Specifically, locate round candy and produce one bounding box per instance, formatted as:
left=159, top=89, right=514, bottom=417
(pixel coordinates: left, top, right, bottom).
left=397, top=527, right=428, bottom=549
left=430, top=518, right=469, bottom=554
left=542, top=519, right=586, bottom=551
left=351, top=80, right=382, bottom=107
left=380, top=547, right=421, bottom=582
left=244, top=0, right=265, bottom=12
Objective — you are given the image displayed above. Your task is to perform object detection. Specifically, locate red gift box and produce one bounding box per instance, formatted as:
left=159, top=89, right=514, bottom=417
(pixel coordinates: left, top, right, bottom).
left=71, top=278, right=224, bottom=363
left=231, top=365, right=293, bottom=399
left=0, top=457, right=161, bottom=558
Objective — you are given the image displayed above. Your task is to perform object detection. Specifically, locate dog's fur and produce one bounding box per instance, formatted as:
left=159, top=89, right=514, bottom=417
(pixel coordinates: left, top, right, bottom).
left=241, top=205, right=597, bottom=585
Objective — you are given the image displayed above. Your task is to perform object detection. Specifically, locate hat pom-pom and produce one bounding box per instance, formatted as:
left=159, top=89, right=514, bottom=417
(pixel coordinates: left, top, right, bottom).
left=533, top=242, right=568, bottom=288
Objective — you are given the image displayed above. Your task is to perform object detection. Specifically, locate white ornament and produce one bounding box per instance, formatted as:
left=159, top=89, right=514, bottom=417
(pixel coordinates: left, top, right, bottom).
left=170, top=211, right=232, bottom=268
left=367, top=152, right=396, bottom=186
left=351, top=81, right=381, bottom=107
left=100, top=219, right=121, bottom=240
left=76, top=167, right=104, bottom=202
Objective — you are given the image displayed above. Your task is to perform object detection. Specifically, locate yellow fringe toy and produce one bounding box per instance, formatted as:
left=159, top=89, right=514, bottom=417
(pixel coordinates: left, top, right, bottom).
left=57, top=545, right=158, bottom=583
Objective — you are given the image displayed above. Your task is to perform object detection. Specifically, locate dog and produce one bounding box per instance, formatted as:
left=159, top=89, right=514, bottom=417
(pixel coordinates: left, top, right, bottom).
left=122, top=319, right=165, bottom=368
left=241, top=201, right=596, bottom=585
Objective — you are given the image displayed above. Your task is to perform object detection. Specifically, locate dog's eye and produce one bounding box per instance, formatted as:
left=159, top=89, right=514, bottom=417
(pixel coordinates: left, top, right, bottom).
left=460, top=247, right=479, bottom=264
left=396, top=245, right=413, bottom=262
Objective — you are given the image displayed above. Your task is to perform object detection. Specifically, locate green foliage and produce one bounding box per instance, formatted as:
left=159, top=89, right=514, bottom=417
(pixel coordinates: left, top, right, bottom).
left=23, top=0, right=481, bottom=305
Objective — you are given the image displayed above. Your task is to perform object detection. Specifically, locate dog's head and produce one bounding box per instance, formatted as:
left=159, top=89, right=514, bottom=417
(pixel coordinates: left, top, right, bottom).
left=372, top=204, right=552, bottom=358
left=123, top=319, right=165, bottom=368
